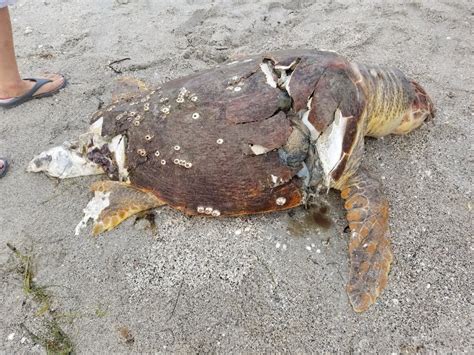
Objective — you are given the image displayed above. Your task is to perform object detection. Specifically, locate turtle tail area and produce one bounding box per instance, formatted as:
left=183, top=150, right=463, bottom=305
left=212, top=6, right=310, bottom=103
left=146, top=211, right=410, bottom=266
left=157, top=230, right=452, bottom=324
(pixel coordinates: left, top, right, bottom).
left=340, top=168, right=393, bottom=312
left=75, top=181, right=165, bottom=236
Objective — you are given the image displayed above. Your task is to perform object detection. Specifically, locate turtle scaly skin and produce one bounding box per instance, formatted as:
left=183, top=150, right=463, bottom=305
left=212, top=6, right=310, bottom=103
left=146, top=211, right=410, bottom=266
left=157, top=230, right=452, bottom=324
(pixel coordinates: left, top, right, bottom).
left=29, top=49, right=434, bottom=312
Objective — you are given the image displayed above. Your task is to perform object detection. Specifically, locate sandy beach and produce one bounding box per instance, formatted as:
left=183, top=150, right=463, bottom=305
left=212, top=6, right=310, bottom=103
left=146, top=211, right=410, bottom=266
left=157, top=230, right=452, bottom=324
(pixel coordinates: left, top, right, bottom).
left=0, top=0, right=472, bottom=353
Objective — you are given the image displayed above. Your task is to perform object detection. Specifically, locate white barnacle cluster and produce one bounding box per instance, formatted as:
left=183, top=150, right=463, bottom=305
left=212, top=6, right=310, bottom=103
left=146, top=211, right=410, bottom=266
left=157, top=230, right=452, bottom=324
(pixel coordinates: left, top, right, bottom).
left=143, top=102, right=150, bottom=112
left=137, top=148, right=147, bottom=157
left=176, top=87, right=198, bottom=103
left=140, top=94, right=151, bottom=103
left=160, top=105, right=171, bottom=114
left=127, top=111, right=137, bottom=121
left=173, top=158, right=192, bottom=169
left=276, top=197, right=287, bottom=206
left=227, top=75, right=245, bottom=92
left=197, top=206, right=221, bottom=217
left=132, top=114, right=143, bottom=126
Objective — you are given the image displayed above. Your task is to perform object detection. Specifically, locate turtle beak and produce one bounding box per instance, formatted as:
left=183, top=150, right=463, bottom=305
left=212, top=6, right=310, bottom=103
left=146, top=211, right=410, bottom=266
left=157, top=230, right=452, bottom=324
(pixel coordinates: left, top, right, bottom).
left=411, top=80, right=435, bottom=120
left=392, top=80, right=435, bottom=135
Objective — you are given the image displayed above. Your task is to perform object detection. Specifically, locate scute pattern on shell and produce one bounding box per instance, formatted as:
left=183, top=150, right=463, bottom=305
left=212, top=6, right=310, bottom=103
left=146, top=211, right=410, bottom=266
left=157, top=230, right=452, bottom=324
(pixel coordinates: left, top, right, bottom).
left=96, top=52, right=306, bottom=216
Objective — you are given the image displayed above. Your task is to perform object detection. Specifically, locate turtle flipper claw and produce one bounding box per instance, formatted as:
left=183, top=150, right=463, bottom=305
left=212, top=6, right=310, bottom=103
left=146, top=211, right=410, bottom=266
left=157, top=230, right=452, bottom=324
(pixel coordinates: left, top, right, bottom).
left=340, top=169, right=393, bottom=312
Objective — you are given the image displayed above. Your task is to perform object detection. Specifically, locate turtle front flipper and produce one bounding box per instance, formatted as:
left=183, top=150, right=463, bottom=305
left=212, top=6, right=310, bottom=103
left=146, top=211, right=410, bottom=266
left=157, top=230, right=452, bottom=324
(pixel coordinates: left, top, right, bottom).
left=340, top=168, right=393, bottom=312
left=75, top=181, right=166, bottom=236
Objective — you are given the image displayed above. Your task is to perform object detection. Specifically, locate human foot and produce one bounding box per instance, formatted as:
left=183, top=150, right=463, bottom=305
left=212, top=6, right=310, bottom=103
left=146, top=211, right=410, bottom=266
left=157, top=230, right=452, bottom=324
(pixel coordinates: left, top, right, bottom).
left=0, top=73, right=66, bottom=108
left=0, top=158, right=9, bottom=178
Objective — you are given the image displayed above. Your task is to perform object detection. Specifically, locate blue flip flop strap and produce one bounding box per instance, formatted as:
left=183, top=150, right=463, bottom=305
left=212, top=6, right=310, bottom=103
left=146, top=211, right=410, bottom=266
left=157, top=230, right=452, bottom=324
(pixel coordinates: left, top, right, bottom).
left=22, top=78, right=54, bottom=98
left=0, top=77, right=62, bottom=109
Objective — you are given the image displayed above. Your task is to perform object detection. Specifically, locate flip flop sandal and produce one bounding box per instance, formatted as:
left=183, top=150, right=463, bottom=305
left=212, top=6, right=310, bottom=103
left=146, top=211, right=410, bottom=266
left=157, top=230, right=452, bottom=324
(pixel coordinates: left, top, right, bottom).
left=0, top=158, right=9, bottom=178
left=0, top=76, right=67, bottom=109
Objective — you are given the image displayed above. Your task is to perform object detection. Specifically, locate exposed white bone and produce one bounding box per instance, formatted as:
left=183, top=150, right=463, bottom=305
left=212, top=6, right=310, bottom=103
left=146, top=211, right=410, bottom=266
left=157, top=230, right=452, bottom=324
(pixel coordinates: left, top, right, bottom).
left=274, top=60, right=298, bottom=71
left=250, top=144, right=271, bottom=155
left=316, top=109, right=349, bottom=185
left=108, top=135, right=129, bottom=182
left=74, top=191, right=110, bottom=235
left=89, top=117, right=103, bottom=136
left=259, top=62, right=277, bottom=88
left=27, top=118, right=109, bottom=179
left=270, top=174, right=285, bottom=187
left=282, top=70, right=294, bottom=96
left=27, top=146, right=104, bottom=178
left=301, top=108, right=320, bottom=141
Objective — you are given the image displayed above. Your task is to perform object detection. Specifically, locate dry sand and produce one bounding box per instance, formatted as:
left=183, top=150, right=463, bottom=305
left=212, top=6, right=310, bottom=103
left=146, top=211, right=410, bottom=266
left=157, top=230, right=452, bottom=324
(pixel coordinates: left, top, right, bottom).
left=0, top=0, right=473, bottom=353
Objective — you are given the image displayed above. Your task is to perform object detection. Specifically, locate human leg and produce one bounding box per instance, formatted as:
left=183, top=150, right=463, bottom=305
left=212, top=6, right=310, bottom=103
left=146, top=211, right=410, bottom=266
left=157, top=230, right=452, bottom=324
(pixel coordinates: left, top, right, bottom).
left=0, top=6, right=65, bottom=102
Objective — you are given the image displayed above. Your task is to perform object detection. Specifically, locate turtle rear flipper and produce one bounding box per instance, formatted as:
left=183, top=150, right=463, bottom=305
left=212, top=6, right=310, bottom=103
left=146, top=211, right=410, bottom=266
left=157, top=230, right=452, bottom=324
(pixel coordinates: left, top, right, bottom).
left=340, top=168, right=393, bottom=312
left=75, top=181, right=165, bottom=236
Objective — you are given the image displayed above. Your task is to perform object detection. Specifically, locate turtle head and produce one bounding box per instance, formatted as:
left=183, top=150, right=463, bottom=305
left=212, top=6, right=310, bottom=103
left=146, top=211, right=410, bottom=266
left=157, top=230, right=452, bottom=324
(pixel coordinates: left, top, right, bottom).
left=392, top=80, right=435, bottom=135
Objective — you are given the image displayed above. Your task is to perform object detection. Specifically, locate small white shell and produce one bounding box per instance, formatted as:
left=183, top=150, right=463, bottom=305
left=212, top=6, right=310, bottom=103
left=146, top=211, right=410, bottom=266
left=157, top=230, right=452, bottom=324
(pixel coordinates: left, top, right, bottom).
left=276, top=197, right=287, bottom=206
left=144, top=103, right=150, bottom=111
left=234, top=87, right=242, bottom=92
left=145, top=134, right=153, bottom=141
left=197, top=206, right=205, bottom=213
left=133, top=120, right=140, bottom=126
left=185, top=162, right=192, bottom=168
left=174, top=145, right=181, bottom=151
left=192, top=112, right=200, bottom=119
left=154, top=150, right=160, bottom=157
left=161, top=159, right=166, bottom=165
left=176, top=97, right=184, bottom=103
left=205, top=207, right=213, bottom=214
left=216, top=139, right=224, bottom=144
left=190, top=96, right=198, bottom=102
left=137, top=149, right=147, bottom=157
left=211, top=210, right=221, bottom=217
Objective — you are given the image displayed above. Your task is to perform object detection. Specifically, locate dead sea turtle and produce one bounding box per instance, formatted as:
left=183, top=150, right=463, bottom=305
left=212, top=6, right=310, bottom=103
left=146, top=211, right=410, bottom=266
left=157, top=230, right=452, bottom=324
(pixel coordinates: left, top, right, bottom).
left=28, top=49, right=434, bottom=312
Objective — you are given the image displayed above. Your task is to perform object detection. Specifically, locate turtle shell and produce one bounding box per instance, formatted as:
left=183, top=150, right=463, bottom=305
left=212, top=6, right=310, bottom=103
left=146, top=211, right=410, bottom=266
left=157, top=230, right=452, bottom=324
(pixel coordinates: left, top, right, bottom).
left=95, top=50, right=345, bottom=216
